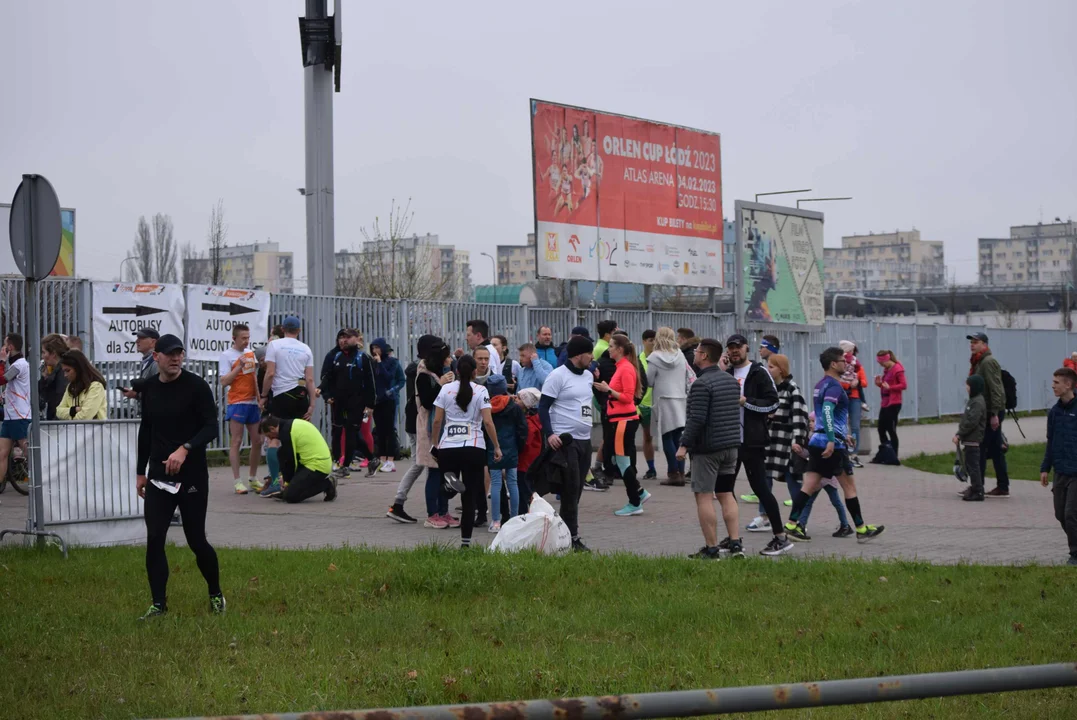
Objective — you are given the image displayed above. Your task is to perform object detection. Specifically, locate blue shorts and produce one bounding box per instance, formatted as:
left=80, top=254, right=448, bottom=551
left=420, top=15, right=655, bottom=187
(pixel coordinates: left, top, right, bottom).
left=0, top=419, right=31, bottom=441
left=226, top=404, right=261, bottom=425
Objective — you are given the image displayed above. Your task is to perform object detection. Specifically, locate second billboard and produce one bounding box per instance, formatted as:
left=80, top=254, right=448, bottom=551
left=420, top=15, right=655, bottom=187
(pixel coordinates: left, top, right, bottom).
left=531, top=100, right=723, bottom=287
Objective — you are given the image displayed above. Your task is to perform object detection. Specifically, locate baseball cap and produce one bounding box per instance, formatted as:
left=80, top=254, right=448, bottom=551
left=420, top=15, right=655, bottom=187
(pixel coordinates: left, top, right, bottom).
left=966, top=332, right=989, bottom=343
left=155, top=334, right=184, bottom=354
left=282, top=316, right=301, bottom=331
left=133, top=328, right=160, bottom=340
left=726, top=333, right=749, bottom=347
left=571, top=326, right=591, bottom=338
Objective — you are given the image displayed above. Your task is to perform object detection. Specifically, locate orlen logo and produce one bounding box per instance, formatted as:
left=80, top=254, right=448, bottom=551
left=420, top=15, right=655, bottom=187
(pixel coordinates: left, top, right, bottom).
left=545, top=232, right=559, bottom=262
left=568, top=255, right=582, bottom=264
left=568, top=235, right=580, bottom=252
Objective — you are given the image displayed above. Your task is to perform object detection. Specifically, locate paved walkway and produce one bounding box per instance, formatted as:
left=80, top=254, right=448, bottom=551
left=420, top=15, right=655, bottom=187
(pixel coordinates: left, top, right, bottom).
left=0, top=417, right=1066, bottom=565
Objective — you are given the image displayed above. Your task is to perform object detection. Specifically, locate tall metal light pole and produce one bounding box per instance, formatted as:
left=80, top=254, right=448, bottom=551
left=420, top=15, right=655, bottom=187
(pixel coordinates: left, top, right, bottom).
left=480, top=252, right=497, bottom=285
left=299, top=0, right=342, bottom=296
left=120, top=255, right=138, bottom=282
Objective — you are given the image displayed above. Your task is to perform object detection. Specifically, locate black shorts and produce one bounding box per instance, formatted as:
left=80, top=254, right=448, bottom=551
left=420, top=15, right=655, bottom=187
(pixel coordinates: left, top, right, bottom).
left=808, top=445, right=848, bottom=479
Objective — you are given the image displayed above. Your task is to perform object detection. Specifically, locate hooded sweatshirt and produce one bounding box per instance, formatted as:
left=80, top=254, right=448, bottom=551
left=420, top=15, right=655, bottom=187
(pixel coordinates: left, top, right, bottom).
left=957, top=375, right=987, bottom=445
left=645, top=349, right=690, bottom=437
left=370, top=338, right=405, bottom=405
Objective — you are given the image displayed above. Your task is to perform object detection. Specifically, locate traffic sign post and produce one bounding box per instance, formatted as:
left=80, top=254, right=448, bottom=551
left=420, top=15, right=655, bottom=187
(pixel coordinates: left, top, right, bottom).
left=0, top=175, right=68, bottom=556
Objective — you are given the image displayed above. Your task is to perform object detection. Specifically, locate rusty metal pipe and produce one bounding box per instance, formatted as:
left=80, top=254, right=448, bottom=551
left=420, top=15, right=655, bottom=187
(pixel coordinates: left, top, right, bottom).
left=155, top=662, right=1077, bottom=720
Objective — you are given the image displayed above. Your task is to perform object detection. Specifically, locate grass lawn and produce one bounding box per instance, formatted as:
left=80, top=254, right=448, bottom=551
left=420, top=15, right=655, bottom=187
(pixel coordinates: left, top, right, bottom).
left=904, top=443, right=1045, bottom=481
left=2, top=546, right=1075, bottom=720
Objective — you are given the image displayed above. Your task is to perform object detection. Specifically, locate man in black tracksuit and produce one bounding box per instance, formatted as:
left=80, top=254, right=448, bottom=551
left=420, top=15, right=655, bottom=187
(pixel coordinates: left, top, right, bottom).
left=320, top=329, right=378, bottom=475
left=722, top=333, right=791, bottom=554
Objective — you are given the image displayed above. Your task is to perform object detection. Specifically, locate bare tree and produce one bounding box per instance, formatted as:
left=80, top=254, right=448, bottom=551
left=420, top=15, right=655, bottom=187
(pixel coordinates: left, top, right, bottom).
left=207, top=199, right=228, bottom=285
left=152, top=213, right=178, bottom=283
left=128, top=216, right=154, bottom=282
left=181, top=241, right=209, bottom=285
left=336, top=198, right=450, bottom=300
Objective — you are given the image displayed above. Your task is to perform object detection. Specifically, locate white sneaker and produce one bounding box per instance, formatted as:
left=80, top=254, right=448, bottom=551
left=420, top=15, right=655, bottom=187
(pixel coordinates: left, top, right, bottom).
left=746, top=516, right=771, bottom=532
left=380, top=460, right=396, bottom=473
left=234, top=482, right=249, bottom=495
left=488, top=521, right=501, bottom=533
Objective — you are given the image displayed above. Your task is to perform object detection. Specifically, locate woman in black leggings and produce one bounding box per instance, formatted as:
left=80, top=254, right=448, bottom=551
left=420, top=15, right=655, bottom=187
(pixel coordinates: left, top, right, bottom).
left=430, top=355, right=502, bottom=547
left=874, top=349, right=907, bottom=454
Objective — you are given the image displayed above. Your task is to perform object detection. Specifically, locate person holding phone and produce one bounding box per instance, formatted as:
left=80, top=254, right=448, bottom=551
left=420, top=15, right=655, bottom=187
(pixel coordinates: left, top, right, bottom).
left=122, top=328, right=159, bottom=400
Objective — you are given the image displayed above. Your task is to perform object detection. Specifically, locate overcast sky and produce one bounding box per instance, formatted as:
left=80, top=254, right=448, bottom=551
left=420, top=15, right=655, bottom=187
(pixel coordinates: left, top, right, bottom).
left=2, top=0, right=1074, bottom=287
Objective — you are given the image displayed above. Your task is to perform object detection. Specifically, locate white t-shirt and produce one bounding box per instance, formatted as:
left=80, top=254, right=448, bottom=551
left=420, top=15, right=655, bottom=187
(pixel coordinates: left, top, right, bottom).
left=542, top=365, right=594, bottom=441
left=434, top=381, right=491, bottom=449
left=218, top=347, right=259, bottom=404
left=3, top=357, right=31, bottom=421
left=485, top=344, right=503, bottom=376
left=265, top=337, right=314, bottom=396
left=733, top=364, right=750, bottom=443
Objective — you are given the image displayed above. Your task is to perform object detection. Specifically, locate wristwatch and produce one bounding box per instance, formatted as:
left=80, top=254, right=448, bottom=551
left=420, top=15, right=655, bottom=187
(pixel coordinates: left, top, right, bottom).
left=182, top=443, right=192, bottom=451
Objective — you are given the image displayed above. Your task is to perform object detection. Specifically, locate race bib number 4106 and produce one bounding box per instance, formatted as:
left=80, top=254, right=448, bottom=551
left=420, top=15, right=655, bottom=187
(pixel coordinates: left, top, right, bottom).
left=446, top=424, right=469, bottom=438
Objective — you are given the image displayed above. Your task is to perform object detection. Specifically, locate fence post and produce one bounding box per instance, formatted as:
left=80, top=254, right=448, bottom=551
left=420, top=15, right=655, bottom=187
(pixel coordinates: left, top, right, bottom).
left=912, top=319, right=919, bottom=420
left=78, top=279, right=93, bottom=358
left=519, top=303, right=530, bottom=346
left=1025, top=327, right=1033, bottom=413
left=397, top=299, right=409, bottom=359
left=937, top=326, right=943, bottom=418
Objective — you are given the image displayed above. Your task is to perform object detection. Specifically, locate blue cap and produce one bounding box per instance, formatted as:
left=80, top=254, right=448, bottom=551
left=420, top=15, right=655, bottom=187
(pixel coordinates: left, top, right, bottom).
left=485, top=374, right=508, bottom=397
left=282, top=316, right=301, bottom=331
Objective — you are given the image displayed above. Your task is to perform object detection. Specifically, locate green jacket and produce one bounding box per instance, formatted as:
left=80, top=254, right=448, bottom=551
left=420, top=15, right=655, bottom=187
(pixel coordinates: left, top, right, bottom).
left=282, top=418, right=332, bottom=478
left=957, top=394, right=987, bottom=444
left=973, top=351, right=1005, bottom=414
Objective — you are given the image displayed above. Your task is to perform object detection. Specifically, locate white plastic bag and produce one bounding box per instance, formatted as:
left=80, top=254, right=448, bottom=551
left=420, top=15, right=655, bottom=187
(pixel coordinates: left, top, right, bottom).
left=489, top=493, right=572, bottom=554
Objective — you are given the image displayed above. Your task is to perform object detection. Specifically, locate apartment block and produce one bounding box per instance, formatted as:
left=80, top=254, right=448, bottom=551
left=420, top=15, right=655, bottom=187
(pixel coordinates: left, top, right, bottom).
left=978, top=220, right=1077, bottom=286
left=824, top=230, right=946, bottom=291
left=496, top=234, right=538, bottom=285
left=183, top=241, right=294, bottom=293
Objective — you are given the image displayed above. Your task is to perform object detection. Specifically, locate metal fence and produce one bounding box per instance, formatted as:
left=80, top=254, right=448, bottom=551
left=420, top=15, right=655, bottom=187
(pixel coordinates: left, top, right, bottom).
left=5, top=278, right=1077, bottom=442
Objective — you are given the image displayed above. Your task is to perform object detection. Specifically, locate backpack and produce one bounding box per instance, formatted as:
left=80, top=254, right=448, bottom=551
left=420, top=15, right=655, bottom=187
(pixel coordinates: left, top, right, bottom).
left=1000, top=369, right=1017, bottom=411
left=870, top=442, right=901, bottom=466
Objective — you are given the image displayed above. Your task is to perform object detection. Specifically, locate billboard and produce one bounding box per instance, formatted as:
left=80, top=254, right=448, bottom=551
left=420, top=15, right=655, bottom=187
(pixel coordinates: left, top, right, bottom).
left=0, top=203, right=76, bottom=277
left=735, top=201, right=825, bottom=329
left=531, top=100, right=723, bottom=287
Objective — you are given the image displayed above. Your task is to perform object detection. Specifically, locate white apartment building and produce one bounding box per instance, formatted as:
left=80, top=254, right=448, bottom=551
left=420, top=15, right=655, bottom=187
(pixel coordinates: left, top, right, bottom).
left=496, top=233, right=538, bottom=285
left=183, top=241, right=294, bottom=293
left=335, top=233, right=473, bottom=301
left=824, top=230, right=946, bottom=291
left=979, top=220, right=1077, bottom=286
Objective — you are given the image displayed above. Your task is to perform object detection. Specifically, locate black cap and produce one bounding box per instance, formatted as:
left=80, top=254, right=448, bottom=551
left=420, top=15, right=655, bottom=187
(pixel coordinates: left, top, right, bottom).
left=966, top=332, right=989, bottom=343
left=726, top=333, right=749, bottom=347
left=155, top=334, right=184, bottom=354
left=133, top=328, right=160, bottom=340
left=570, top=326, right=591, bottom=338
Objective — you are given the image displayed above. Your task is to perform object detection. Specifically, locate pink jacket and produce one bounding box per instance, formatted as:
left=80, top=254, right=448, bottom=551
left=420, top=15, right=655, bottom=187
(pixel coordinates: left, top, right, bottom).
left=875, top=362, right=907, bottom=408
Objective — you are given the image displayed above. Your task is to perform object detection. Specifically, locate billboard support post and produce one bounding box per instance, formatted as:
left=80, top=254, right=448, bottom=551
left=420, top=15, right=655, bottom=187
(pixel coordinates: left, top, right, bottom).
left=644, top=285, right=652, bottom=311
left=707, top=287, right=716, bottom=314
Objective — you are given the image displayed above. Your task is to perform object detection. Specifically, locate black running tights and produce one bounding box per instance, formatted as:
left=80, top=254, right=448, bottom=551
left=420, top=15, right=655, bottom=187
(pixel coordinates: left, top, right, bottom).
left=144, top=479, right=221, bottom=606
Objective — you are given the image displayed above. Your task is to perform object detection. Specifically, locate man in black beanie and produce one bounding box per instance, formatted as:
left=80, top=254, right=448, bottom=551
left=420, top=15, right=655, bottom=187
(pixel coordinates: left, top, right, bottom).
left=539, top=334, right=596, bottom=552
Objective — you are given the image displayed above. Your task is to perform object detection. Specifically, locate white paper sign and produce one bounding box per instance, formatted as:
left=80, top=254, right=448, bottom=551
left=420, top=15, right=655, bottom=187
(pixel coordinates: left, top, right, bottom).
left=92, top=282, right=185, bottom=362
left=185, top=285, right=270, bottom=361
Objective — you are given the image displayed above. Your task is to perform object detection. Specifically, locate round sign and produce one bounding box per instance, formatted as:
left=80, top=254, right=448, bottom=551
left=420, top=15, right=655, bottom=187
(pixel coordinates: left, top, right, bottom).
left=9, top=174, right=62, bottom=281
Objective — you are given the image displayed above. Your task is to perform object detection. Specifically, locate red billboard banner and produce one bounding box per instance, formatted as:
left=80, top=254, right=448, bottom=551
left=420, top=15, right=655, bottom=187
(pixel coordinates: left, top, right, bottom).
left=531, top=100, right=722, bottom=286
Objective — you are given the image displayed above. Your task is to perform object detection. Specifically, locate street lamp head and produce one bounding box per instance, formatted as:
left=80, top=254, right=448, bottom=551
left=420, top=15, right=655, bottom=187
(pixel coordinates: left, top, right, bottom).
left=296, top=188, right=306, bottom=195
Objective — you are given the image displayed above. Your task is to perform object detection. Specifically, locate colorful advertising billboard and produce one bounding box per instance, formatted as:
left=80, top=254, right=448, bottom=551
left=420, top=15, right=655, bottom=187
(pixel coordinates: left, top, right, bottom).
left=0, top=203, right=76, bottom=277
left=531, top=100, right=723, bottom=287
left=735, top=201, right=825, bottom=329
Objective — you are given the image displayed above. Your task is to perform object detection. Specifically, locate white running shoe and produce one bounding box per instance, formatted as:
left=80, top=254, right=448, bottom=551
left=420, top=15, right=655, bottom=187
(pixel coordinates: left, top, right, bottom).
left=380, top=460, right=397, bottom=473
left=234, top=482, right=249, bottom=495
left=746, top=516, right=771, bottom=532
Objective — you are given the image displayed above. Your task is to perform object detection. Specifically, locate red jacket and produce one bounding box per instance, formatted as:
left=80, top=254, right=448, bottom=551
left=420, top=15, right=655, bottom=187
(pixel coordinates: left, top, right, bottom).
left=875, top=362, right=907, bottom=408
left=1065, top=358, right=1077, bottom=373
left=518, top=413, right=543, bottom=472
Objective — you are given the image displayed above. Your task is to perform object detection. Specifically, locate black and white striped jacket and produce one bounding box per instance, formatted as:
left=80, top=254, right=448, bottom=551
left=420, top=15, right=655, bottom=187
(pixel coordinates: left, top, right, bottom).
left=766, top=378, right=809, bottom=480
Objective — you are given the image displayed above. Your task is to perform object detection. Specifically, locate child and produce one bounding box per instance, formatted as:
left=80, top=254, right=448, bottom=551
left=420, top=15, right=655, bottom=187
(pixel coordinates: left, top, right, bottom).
left=516, top=388, right=544, bottom=516
left=485, top=375, right=528, bottom=533
left=1040, top=367, right=1077, bottom=565
left=955, top=375, right=987, bottom=501
left=788, top=412, right=853, bottom=540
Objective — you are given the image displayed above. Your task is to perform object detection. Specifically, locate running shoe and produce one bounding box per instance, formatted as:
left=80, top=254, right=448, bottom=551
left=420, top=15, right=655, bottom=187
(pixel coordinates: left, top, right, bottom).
left=961, top=487, right=985, bottom=502
left=716, top=537, right=745, bottom=559
left=443, top=471, right=465, bottom=493
left=571, top=538, right=591, bottom=553
left=334, top=466, right=351, bottom=478
left=851, top=456, right=864, bottom=468
left=249, top=478, right=266, bottom=493
left=583, top=477, right=609, bottom=492
left=234, top=482, right=249, bottom=495
left=986, top=487, right=1010, bottom=499
left=488, top=521, right=501, bottom=533
left=786, top=524, right=811, bottom=542
left=856, top=524, right=886, bottom=543
left=642, top=469, right=657, bottom=480
left=138, top=603, right=167, bottom=621
left=740, top=494, right=759, bottom=503
left=359, top=459, right=369, bottom=468
left=324, top=477, right=338, bottom=502
left=366, top=459, right=383, bottom=477
left=746, top=516, right=771, bottom=532
left=424, top=515, right=449, bottom=529
left=614, top=502, right=643, bottom=517
left=760, top=535, right=794, bottom=556
left=689, top=546, right=721, bottom=560
left=833, top=525, right=855, bottom=538
left=784, top=499, right=793, bottom=507
left=210, top=594, right=227, bottom=615
left=639, top=489, right=652, bottom=504
left=443, top=514, right=461, bottom=528
left=380, top=460, right=397, bottom=473
left=387, top=504, right=418, bottom=523
left=260, top=481, right=282, bottom=498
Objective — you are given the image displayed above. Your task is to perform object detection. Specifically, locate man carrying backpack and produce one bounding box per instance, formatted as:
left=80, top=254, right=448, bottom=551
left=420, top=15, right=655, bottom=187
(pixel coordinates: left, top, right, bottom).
left=968, top=332, right=1010, bottom=498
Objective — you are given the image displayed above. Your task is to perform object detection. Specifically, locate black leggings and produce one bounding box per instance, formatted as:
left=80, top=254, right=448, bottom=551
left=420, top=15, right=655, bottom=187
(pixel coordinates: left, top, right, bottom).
left=737, top=445, right=783, bottom=534
left=878, top=404, right=901, bottom=453
left=281, top=466, right=333, bottom=503
left=144, top=478, right=220, bottom=607
left=437, top=446, right=487, bottom=540
left=331, top=406, right=374, bottom=466
left=373, top=402, right=399, bottom=458
left=271, top=388, right=309, bottom=420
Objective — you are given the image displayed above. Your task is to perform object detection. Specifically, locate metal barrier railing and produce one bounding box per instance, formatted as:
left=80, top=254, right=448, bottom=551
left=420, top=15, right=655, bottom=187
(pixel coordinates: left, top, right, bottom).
left=153, top=663, right=1077, bottom=720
